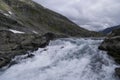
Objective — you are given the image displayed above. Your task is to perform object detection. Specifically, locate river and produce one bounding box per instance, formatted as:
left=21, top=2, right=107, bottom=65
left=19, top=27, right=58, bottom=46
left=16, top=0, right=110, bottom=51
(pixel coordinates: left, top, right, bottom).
left=0, top=38, right=119, bottom=80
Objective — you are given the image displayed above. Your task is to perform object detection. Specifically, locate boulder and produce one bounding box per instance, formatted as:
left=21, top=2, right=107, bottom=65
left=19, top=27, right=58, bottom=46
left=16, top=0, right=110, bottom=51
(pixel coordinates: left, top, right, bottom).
left=0, top=30, right=56, bottom=68
left=115, top=68, right=120, bottom=78
left=99, top=28, right=120, bottom=77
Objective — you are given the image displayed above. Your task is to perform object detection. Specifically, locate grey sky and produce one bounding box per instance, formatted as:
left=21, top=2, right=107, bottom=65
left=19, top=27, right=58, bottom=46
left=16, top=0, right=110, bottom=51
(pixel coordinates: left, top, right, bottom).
left=33, top=0, right=120, bottom=31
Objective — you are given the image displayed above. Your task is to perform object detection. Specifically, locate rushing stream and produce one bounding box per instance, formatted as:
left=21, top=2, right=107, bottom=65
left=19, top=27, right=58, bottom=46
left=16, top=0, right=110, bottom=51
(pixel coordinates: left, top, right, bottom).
left=0, top=38, right=119, bottom=80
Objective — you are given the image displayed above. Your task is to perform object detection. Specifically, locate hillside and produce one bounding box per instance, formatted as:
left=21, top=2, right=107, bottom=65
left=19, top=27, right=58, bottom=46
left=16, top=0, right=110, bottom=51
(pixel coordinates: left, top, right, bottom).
left=99, top=25, right=120, bottom=34
left=0, top=0, right=103, bottom=68
left=0, top=0, right=102, bottom=37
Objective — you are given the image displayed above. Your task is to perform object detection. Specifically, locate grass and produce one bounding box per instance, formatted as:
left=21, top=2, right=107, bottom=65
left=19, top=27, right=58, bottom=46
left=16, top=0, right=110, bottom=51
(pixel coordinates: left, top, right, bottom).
left=0, top=1, right=10, bottom=11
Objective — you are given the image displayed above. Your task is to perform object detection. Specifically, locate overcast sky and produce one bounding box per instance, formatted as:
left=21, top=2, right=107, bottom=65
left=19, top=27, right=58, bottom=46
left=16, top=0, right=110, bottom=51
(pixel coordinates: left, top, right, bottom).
left=33, top=0, right=120, bottom=31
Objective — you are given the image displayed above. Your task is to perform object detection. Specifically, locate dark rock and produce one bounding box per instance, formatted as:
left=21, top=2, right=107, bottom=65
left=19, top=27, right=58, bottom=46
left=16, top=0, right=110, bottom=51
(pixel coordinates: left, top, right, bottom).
left=99, top=28, right=120, bottom=77
left=99, top=29, right=120, bottom=61
left=115, top=68, right=120, bottom=78
left=0, top=57, right=11, bottom=68
left=27, top=54, right=35, bottom=58
left=8, top=61, right=18, bottom=68
left=0, top=30, right=55, bottom=68
left=43, top=49, right=48, bottom=51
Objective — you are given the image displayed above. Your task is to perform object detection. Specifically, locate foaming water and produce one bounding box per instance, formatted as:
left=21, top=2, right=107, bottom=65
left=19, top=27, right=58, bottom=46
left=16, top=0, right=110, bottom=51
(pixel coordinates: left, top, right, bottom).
left=0, top=38, right=118, bottom=80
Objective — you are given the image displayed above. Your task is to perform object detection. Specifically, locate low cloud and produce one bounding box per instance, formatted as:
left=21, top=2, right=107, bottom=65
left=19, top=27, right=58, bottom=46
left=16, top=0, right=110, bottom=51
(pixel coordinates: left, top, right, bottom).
left=33, top=0, right=120, bottom=31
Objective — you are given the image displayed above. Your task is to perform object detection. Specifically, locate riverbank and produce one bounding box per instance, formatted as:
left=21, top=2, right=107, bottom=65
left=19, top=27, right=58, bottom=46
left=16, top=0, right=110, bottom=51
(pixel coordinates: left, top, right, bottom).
left=99, top=28, right=120, bottom=77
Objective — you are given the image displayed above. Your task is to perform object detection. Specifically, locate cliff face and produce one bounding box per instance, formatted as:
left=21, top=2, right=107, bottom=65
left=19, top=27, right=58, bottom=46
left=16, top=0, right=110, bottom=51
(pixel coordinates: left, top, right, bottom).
left=99, top=28, right=120, bottom=77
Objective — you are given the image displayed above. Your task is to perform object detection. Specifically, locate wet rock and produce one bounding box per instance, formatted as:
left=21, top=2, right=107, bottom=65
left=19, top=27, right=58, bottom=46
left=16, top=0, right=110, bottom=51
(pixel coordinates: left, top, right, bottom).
left=0, top=30, right=56, bottom=68
left=8, top=61, right=18, bottom=68
left=115, top=68, right=120, bottom=78
left=27, top=54, right=35, bottom=58
left=99, top=29, right=120, bottom=63
left=99, top=28, right=120, bottom=77
left=0, top=57, right=11, bottom=68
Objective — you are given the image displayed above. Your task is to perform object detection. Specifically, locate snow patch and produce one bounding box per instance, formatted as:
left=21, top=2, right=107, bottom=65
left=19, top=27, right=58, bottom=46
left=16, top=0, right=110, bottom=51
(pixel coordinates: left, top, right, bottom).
left=3, top=11, right=13, bottom=17
left=9, top=29, right=25, bottom=34
left=0, top=10, right=10, bottom=17
left=0, top=11, right=13, bottom=17
left=8, top=11, right=13, bottom=15
left=3, top=13, right=9, bottom=16
left=32, top=30, right=38, bottom=34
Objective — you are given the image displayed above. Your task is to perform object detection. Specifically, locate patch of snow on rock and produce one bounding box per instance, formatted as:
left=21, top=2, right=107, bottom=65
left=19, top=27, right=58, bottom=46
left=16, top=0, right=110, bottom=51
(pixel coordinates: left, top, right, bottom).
left=9, top=29, right=25, bottom=34
left=3, top=13, right=9, bottom=16
left=32, top=30, right=38, bottom=34
left=8, top=11, right=13, bottom=15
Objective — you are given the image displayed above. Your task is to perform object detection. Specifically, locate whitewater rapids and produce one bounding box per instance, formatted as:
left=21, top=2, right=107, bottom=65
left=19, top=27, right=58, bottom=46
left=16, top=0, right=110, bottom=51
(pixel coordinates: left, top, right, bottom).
left=0, top=38, right=119, bottom=80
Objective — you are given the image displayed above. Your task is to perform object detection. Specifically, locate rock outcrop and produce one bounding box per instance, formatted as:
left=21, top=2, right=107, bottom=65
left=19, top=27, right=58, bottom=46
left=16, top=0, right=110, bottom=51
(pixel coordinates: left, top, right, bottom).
left=99, top=28, right=120, bottom=78
left=0, top=30, right=57, bottom=68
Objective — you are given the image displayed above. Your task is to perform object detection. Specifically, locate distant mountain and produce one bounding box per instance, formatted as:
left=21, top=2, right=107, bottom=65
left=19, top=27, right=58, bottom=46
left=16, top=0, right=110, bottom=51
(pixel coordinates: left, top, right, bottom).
left=99, top=25, right=120, bottom=34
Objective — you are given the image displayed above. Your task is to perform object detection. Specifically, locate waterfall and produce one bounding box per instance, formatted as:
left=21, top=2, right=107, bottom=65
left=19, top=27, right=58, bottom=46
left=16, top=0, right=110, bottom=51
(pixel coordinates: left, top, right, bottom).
left=0, top=38, right=119, bottom=80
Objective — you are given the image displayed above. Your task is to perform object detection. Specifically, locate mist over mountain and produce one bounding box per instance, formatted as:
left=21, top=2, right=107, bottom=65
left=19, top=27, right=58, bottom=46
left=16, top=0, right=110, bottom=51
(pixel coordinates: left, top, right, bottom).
left=34, top=0, right=120, bottom=31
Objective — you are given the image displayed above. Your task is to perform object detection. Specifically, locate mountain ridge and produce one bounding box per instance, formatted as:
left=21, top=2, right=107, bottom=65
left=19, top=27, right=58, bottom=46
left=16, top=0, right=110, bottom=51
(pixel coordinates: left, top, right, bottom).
left=99, top=25, right=120, bottom=34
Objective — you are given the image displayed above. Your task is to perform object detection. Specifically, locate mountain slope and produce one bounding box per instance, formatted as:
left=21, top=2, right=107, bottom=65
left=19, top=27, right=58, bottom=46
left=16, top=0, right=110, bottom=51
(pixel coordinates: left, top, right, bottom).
left=99, top=25, right=120, bottom=34
left=0, top=0, right=102, bottom=37
left=0, top=0, right=103, bottom=68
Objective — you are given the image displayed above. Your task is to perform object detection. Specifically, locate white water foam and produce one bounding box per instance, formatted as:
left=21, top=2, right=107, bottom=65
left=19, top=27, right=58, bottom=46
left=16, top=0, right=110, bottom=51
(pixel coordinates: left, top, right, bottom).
left=0, top=38, right=118, bottom=80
